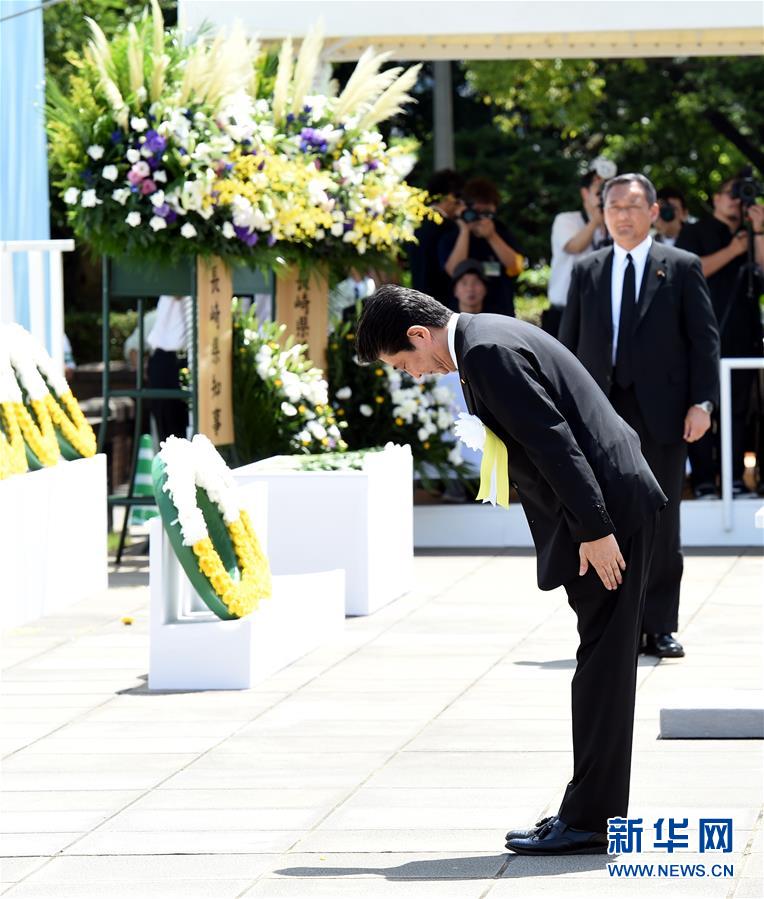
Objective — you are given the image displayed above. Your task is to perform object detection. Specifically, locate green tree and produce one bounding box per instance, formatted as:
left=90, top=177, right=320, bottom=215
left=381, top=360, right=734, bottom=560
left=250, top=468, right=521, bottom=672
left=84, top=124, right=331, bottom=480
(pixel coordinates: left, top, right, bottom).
left=466, top=56, right=763, bottom=209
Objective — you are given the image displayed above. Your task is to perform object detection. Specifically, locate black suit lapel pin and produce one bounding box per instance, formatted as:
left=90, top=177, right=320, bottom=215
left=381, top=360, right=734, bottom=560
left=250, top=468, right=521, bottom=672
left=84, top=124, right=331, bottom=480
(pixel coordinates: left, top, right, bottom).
left=656, top=269, right=666, bottom=279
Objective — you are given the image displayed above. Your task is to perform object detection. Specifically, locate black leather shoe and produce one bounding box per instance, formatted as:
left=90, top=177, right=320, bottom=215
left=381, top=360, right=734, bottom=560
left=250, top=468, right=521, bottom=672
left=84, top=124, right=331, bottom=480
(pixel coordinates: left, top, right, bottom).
left=642, top=633, right=684, bottom=658
left=505, top=815, right=556, bottom=843
left=506, top=816, right=608, bottom=855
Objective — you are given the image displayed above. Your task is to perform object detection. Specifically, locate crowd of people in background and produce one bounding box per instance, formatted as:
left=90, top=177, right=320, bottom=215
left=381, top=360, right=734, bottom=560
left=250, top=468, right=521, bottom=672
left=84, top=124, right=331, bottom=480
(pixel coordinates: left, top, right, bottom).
left=406, top=162, right=764, bottom=503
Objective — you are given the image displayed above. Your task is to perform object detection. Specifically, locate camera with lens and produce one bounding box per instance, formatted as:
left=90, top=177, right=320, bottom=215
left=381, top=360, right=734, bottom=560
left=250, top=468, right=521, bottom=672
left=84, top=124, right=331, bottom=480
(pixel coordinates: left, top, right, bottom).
left=731, top=166, right=764, bottom=208
left=659, top=202, right=676, bottom=223
left=461, top=206, right=495, bottom=224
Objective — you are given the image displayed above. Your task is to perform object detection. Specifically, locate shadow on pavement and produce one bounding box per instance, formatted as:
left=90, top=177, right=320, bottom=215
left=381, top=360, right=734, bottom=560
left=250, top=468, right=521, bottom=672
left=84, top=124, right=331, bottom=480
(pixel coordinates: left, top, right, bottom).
left=275, top=852, right=615, bottom=880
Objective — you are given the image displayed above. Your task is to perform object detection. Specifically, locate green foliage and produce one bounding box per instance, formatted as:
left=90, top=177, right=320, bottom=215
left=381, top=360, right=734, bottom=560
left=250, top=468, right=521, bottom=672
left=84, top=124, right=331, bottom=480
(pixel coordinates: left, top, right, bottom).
left=465, top=57, right=762, bottom=217
left=65, top=310, right=137, bottom=362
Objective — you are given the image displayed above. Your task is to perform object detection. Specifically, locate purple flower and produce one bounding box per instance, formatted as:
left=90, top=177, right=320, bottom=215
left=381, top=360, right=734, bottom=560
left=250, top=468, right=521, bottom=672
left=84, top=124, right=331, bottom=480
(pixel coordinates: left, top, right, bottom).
left=267, top=234, right=277, bottom=247
left=110, top=130, right=123, bottom=145
left=165, top=209, right=178, bottom=224
left=343, top=220, right=355, bottom=233
left=234, top=225, right=259, bottom=247
left=140, top=178, right=157, bottom=195
left=366, top=160, right=379, bottom=171
left=257, top=160, right=266, bottom=171
left=154, top=203, right=171, bottom=217
left=144, top=130, right=167, bottom=154
left=286, top=113, right=295, bottom=125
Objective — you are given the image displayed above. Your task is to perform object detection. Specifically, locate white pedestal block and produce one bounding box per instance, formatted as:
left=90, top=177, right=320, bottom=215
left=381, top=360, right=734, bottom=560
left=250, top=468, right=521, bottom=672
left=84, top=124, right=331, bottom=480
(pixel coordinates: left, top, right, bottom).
left=0, top=455, right=108, bottom=630
left=148, top=482, right=345, bottom=691
left=233, top=445, right=414, bottom=616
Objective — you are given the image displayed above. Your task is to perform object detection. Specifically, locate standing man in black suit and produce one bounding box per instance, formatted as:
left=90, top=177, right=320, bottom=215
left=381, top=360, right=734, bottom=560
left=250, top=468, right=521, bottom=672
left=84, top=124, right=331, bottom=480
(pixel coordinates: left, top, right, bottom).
left=356, top=286, right=667, bottom=855
left=560, top=174, right=720, bottom=660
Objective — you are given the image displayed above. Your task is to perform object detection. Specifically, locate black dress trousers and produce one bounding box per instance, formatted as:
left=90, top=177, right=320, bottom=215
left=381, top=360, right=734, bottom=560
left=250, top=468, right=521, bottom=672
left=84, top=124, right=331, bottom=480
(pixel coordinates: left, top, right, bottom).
left=609, top=384, right=686, bottom=634
left=557, top=510, right=658, bottom=834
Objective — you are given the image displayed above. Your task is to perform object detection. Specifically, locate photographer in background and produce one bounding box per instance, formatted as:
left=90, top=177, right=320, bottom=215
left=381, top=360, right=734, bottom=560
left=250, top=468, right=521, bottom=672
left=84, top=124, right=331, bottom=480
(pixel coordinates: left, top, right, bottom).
left=408, top=169, right=464, bottom=307
left=676, top=171, right=764, bottom=497
left=545, top=157, right=615, bottom=337
left=439, top=177, right=524, bottom=316
left=654, top=187, right=690, bottom=246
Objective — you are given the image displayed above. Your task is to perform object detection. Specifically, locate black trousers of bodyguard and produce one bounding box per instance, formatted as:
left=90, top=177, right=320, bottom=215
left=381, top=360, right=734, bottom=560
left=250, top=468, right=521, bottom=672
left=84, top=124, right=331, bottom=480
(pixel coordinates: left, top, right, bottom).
left=557, top=510, right=659, bottom=835
left=610, top=384, right=686, bottom=634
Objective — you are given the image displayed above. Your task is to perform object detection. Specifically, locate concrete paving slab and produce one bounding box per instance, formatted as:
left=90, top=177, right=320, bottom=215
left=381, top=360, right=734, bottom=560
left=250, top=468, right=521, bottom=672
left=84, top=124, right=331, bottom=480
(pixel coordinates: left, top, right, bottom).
left=1, top=550, right=760, bottom=898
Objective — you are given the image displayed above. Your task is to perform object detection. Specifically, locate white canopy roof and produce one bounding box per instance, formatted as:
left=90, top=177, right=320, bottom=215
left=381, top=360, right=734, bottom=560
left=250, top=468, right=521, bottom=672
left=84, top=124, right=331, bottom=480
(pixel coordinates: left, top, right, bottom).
left=178, top=0, right=764, bottom=59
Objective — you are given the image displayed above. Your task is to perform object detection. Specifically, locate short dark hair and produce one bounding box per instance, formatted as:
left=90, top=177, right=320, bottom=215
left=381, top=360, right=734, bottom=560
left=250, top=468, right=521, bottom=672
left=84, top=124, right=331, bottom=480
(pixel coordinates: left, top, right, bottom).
left=426, top=169, right=464, bottom=199
left=580, top=170, right=600, bottom=189
left=602, top=173, right=657, bottom=206
left=657, top=186, right=687, bottom=209
left=461, top=177, right=501, bottom=207
left=355, top=285, right=452, bottom=364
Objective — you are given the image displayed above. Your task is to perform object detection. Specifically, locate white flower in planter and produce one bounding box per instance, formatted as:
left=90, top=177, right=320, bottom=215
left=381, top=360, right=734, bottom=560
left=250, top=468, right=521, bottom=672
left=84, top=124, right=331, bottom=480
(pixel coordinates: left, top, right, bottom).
left=222, top=221, right=235, bottom=239
left=359, top=404, right=373, bottom=417
left=335, top=386, right=352, bottom=400
left=131, top=116, right=148, bottom=132
left=81, top=189, right=102, bottom=208
left=153, top=170, right=167, bottom=183
left=149, top=215, right=167, bottom=231
left=102, top=165, right=119, bottom=182
left=448, top=445, right=464, bottom=467
left=126, top=148, right=141, bottom=164
left=307, top=420, right=326, bottom=440
left=63, top=187, right=79, bottom=205
left=150, top=190, right=166, bottom=207
left=180, top=222, right=197, bottom=239
left=125, top=211, right=141, bottom=227
left=87, top=145, right=104, bottom=160
left=280, top=402, right=297, bottom=416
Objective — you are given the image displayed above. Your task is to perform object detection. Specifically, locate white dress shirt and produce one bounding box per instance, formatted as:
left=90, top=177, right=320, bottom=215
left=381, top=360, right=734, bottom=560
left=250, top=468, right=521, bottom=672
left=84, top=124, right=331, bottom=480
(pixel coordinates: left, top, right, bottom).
left=611, top=236, right=651, bottom=365
left=548, top=210, right=606, bottom=307
left=148, top=295, right=191, bottom=353
left=447, top=313, right=460, bottom=370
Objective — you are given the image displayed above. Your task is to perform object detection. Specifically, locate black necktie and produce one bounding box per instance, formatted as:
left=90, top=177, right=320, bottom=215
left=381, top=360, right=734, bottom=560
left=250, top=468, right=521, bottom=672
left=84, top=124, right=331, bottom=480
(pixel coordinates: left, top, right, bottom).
left=614, top=253, right=636, bottom=389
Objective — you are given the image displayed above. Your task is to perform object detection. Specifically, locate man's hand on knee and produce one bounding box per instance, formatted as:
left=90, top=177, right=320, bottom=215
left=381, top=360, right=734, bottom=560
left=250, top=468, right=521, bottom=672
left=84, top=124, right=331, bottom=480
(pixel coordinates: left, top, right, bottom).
left=579, top=534, right=626, bottom=591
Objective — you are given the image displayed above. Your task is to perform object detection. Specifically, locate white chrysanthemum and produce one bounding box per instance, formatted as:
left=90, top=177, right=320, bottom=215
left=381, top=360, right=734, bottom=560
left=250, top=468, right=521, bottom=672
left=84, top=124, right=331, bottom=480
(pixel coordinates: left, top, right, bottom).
left=102, top=165, right=119, bottom=182
left=126, top=148, right=141, bottom=164
left=222, top=221, right=235, bottom=239
left=63, top=187, right=80, bottom=205
left=112, top=188, right=130, bottom=205
left=125, top=211, right=141, bottom=227
left=150, top=190, right=166, bottom=207
left=87, top=145, right=104, bottom=160
left=131, top=116, right=148, bottom=132
left=453, top=412, right=486, bottom=452
left=4, top=323, right=50, bottom=401
left=81, top=189, right=102, bottom=208
left=281, top=401, right=297, bottom=416
left=448, top=445, right=463, bottom=467
left=180, top=222, right=197, bottom=238
left=149, top=216, right=167, bottom=231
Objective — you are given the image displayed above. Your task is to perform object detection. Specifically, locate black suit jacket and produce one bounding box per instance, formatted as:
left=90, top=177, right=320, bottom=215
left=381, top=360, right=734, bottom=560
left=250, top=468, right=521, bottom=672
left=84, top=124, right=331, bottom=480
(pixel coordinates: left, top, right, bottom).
left=558, top=243, right=720, bottom=444
left=455, top=314, right=667, bottom=590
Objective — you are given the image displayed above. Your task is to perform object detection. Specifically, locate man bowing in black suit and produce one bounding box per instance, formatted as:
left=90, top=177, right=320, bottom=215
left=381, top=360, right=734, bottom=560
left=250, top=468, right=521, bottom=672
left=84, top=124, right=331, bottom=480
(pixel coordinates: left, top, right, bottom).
left=356, top=285, right=667, bottom=855
left=560, top=174, right=720, bottom=660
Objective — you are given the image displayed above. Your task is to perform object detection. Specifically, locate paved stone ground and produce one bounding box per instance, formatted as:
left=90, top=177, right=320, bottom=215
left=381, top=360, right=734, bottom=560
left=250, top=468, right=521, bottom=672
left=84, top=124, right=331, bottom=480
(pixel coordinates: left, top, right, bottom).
left=1, top=548, right=762, bottom=898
